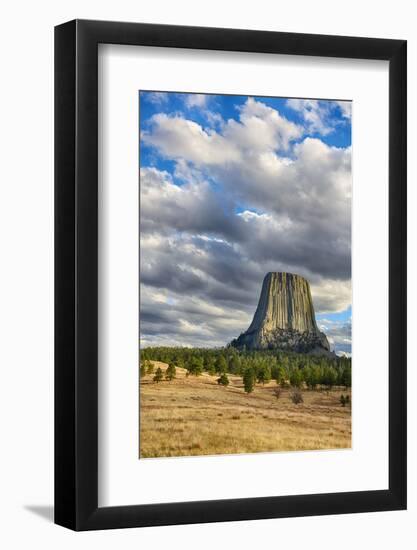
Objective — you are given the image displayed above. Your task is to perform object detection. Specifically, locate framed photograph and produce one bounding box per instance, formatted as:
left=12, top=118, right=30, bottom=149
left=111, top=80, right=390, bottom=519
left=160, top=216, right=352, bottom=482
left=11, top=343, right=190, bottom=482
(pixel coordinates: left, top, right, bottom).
left=55, top=20, right=406, bottom=530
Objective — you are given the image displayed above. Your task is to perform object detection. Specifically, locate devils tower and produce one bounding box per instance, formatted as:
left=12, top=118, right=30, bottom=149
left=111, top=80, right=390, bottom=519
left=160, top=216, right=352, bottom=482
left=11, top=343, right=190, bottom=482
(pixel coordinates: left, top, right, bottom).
left=230, top=272, right=332, bottom=355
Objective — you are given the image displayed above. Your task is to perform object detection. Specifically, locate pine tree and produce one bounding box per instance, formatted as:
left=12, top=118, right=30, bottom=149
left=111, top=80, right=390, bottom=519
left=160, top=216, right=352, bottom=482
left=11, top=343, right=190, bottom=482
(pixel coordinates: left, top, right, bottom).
left=188, top=358, right=203, bottom=376
left=165, top=363, right=176, bottom=381
left=146, top=361, right=154, bottom=375
left=243, top=368, right=255, bottom=394
left=215, top=355, right=228, bottom=374
left=289, top=367, right=303, bottom=388
left=153, top=367, right=163, bottom=383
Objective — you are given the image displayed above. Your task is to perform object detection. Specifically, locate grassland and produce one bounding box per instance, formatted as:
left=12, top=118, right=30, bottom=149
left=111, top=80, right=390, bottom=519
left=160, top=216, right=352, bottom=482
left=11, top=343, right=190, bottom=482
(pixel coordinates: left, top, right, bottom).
left=139, top=361, right=351, bottom=458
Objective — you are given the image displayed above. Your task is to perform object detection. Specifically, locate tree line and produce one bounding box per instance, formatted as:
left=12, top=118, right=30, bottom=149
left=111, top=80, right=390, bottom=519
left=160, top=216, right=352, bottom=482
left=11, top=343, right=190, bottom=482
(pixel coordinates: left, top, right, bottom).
left=140, top=346, right=351, bottom=393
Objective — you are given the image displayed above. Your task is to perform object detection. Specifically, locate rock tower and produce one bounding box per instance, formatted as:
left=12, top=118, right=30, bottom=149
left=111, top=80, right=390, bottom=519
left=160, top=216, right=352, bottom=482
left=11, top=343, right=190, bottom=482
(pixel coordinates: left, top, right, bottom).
left=230, top=272, right=332, bottom=355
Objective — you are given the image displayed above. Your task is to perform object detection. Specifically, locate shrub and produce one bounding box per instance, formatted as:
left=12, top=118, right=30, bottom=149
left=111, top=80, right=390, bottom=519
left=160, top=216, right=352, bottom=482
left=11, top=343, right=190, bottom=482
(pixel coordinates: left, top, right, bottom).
left=340, top=394, right=350, bottom=407
left=140, top=363, right=146, bottom=378
left=290, top=388, right=303, bottom=404
left=217, top=373, right=229, bottom=386
left=273, top=387, right=282, bottom=400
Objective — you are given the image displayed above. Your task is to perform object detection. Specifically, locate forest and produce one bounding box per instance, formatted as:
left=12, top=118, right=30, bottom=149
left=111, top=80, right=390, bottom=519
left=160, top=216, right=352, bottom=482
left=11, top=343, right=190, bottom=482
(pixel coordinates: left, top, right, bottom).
left=140, top=346, right=351, bottom=392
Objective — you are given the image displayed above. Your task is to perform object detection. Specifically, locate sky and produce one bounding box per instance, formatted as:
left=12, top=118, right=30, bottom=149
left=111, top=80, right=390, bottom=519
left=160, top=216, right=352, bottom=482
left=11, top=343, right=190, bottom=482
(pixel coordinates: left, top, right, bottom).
left=139, top=91, right=352, bottom=356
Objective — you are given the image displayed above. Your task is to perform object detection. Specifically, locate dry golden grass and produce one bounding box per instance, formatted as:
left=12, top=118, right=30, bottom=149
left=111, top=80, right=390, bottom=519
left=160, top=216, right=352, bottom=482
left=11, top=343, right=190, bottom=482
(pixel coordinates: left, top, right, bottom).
left=139, top=361, right=351, bottom=458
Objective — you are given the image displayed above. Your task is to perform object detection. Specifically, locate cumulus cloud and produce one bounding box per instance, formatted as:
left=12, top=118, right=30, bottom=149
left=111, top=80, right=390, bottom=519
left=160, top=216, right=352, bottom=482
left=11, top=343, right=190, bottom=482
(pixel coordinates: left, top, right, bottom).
left=139, top=95, right=352, bottom=350
left=183, top=93, right=210, bottom=108
left=286, top=98, right=352, bottom=135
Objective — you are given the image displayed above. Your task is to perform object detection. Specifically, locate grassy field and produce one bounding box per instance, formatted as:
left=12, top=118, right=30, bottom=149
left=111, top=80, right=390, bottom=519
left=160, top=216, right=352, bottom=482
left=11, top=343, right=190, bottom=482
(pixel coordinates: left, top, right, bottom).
left=139, top=361, right=351, bottom=458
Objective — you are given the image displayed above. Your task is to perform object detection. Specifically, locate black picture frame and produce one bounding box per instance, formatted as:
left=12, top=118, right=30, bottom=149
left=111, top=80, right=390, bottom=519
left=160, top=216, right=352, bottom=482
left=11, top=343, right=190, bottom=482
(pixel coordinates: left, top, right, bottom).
left=55, top=19, right=407, bottom=531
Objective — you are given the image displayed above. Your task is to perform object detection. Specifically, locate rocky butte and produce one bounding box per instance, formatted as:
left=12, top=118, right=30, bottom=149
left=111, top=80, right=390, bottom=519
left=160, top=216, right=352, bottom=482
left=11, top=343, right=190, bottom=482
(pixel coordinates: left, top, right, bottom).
left=230, top=272, right=333, bottom=356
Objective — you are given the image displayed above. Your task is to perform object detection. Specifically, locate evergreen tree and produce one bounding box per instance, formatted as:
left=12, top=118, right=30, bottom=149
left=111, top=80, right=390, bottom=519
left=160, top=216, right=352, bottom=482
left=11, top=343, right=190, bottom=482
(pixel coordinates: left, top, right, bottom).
left=228, top=355, right=241, bottom=374
left=215, top=355, right=228, bottom=374
left=243, top=368, right=255, bottom=394
left=188, top=357, right=203, bottom=376
left=146, top=361, right=154, bottom=375
left=275, top=365, right=289, bottom=387
left=340, top=365, right=352, bottom=389
left=257, top=365, right=271, bottom=385
left=289, top=367, right=303, bottom=388
left=153, top=367, right=163, bottom=383
left=165, top=363, right=176, bottom=381
left=140, top=362, right=146, bottom=378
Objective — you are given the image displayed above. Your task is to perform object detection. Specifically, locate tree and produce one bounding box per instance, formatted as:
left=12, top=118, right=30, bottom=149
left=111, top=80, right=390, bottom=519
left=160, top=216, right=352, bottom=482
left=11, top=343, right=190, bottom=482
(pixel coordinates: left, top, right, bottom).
left=274, top=365, right=287, bottom=387
left=188, top=358, right=203, bottom=376
left=257, top=365, right=271, bottom=385
left=215, top=355, right=228, bottom=374
left=165, top=363, right=176, bottom=381
left=322, top=366, right=338, bottom=391
left=243, top=368, right=255, bottom=394
left=217, top=373, right=229, bottom=386
left=340, top=365, right=352, bottom=389
left=304, top=365, right=319, bottom=390
left=204, top=355, right=215, bottom=375
left=140, top=362, right=146, bottom=378
left=228, top=355, right=241, bottom=374
left=146, top=361, right=154, bottom=375
left=153, top=367, right=163, bottom=383
left=289, top=367, right=303, bottom=388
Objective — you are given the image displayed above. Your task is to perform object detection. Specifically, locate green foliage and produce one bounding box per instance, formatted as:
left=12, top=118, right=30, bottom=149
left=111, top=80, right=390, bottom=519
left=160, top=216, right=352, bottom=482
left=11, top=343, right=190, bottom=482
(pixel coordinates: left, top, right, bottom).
left=228, top=355, right=241, bottom=374
left=139, top=347, right=352, bottom=394
left=256, top=365, right=271, bottom=385
left=140, top=362, right=146, bottom=378
left=322, top=366, right=338, bottom=390
left=217, top=373, right=229, bottom=386
left=215, top=355, right=228, bottom=374
left=243, top=368, right=255, bottom=394
left=303, top=365, right=320, bottom=389
left=165, top=363, right=176, bottom=381
left=273, top=365, right=287, bottom=387
left=153, top=367, right=163, bottom=383
left=340, top=365, right=352, bottom=388
left=289, top=367, right=303, bottom=388
left=188, top=357, right=203, bottom=376
left=204, top=355, right=216, bottom=375
left=146, top=361, right=154, bottom=375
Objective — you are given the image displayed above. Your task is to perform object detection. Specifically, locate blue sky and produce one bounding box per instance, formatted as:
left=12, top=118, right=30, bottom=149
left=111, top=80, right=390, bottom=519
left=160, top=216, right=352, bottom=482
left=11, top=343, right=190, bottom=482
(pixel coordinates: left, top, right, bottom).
left=139, top=91, right=352, bottom=355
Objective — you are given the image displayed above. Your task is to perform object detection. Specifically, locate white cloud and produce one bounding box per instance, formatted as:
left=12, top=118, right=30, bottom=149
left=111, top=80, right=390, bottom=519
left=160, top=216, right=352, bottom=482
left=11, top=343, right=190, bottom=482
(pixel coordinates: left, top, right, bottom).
left=141, top=113, right=241, bottom=165
left=183, top=93, right=209, bottom=108
left=140, top=96, right=351, bottom=349
left=145, top=92, right=168, bottom=105
left=286, top=98, right=335, bottom=135
left=336, top=100, right=352, bottom=119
